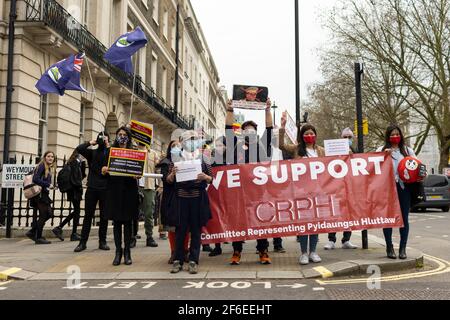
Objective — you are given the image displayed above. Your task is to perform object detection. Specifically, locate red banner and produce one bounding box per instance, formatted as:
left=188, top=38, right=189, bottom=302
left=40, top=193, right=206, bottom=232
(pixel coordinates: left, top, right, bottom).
left=202, top=153, right=403, bottom=244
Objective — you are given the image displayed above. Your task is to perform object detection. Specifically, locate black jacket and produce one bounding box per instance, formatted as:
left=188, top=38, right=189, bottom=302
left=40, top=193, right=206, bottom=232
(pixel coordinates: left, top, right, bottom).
left=76, top=142, right=109, bottom=191
left=225, top=125, right=272, bottom=164
left=67, top=159, right=86, bottom=202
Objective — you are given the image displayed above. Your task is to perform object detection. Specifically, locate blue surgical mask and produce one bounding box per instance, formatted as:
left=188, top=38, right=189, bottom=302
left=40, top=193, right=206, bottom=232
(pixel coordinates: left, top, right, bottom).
left=184, top=140, right=200, bottom=152
left=170, top=146, right=181, bottom=156
left=348, top=139, right=353, bottom=147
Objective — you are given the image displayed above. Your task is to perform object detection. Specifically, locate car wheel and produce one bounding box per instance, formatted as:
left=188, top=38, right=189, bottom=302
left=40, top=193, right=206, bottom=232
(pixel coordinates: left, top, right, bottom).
left=442, top=206, right=449, bottom=213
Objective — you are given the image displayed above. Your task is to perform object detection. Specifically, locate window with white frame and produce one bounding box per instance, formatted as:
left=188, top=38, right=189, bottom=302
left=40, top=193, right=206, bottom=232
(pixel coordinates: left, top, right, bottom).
left=152, top=0, right=159, bottom=24
left=161, top=66, right=167, bottom=101
left=163, top=9, right=169, bottom=39
left=171, top=22, right=176, bottom=51
left=151, top=52, right=158, bottom=90
left=38, top=95, right=48, bottom=157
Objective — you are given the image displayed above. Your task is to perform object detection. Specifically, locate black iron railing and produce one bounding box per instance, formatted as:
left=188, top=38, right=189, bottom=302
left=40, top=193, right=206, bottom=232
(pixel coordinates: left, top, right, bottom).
left=0, top=155, right=94, bottom=237
left=23, top=0, right=194, bottom=130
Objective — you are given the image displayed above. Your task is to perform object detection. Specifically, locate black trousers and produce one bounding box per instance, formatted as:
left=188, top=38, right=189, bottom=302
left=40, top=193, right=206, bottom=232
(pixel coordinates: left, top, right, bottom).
left=80, top=188, right=108, bottom=243
left=175, top=197, right=202, bottom=265
left=59, top=199, right=80, bottom=234
left=113, top=221, right=132, bottom=249
left=132, top=219, right=139, bottom=237
left=233, top=239, right=269, bottom=253
left=30, top=201, right=52, bottom=239
left=328, top=232, right=352, bottom=244
left=273, top=238, right=283, bottom=248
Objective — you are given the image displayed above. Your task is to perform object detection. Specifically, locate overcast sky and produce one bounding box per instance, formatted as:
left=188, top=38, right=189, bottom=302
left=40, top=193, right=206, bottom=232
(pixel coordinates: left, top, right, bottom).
left=190, top=0, right=338, bottom=130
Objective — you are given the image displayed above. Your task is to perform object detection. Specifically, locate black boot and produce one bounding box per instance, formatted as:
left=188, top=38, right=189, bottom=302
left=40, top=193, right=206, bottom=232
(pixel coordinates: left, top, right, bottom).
left=130, top=237, right=137, bottom=248
left=113, top=248, right=123, bottom=266
left=386, top=244, right=397, bottom=259
left=52, top=226, right=64, bottom=241
left=399, top=246, right=407, bottom=260
left=74, top=241, right=87, bottom=253
left=26, top=229, right=36, bottom=241
left=70, top=233, right=81, bottom=242
left=124, top=247, right=132, bottom=265
left=99, top=241, right=110, bottom=251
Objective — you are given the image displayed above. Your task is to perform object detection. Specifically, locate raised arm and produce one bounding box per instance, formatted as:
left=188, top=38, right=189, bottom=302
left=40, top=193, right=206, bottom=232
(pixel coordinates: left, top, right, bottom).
left=225, top=99, right=235, bottom=127
left=279, top=111, right=299, bottom=158
left=265, top=98, right=273, bottom=128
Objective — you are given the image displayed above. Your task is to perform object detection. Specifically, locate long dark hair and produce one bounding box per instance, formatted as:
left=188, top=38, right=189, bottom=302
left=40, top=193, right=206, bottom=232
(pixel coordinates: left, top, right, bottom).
left=113, top=126, right=133, bottom=149
left=297, top=124, right=317, bottom=157
left=67, top=149, right=79, bottom=165
left=382, top=124, right=408, bottom=157
left=166, top=140, right=178, bottom=162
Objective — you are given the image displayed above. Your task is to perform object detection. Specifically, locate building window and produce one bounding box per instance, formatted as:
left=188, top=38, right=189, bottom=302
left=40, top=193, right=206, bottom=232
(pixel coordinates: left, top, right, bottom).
left=38, top=95, right=48, bottom=157
left=171, top=22, right=176, bottom=51
left=152, top=0, right=159, bottom=24
left=151, top=52, right=158, bottom=90
left=161, top=66, right=167, bottom=101
left=79, top=103, right=86, bottom=143
left=184, top=91, right=187, bottom=115
left=163, top=9, right=169, bottom=40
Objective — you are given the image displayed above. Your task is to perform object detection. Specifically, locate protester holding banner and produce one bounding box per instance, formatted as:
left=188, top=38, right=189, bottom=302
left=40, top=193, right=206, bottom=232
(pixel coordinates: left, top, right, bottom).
left=280, top=114, right=323, bottom=265
left=324, top=128, right=358, bottom=250
left=52, top=149, right=86, bottom=242
left=377, top=125, right=421, bottom=260
left=74, top=132, right=111, bottom=253
left=167, top=131, right=213, bottom=274
left=157, top=140, right=190, bottom=264
left=225, top=99, right=273, bottom=265
left=26, top=151, right=56, bottom=244
left=102, top=127, right=140, bottom=266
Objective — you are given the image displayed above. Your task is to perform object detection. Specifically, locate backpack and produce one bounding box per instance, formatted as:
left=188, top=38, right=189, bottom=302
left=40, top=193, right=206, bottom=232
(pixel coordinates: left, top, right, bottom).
left=23, top=168, right=42, bottom=200
left=57, top=164, right=72, bottom=193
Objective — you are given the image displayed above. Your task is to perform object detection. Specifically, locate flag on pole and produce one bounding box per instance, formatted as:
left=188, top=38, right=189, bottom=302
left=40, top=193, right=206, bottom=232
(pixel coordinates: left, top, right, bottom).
left=35, top=53, right=87, bottom=96
left=104, top=27, right=148, bottom=74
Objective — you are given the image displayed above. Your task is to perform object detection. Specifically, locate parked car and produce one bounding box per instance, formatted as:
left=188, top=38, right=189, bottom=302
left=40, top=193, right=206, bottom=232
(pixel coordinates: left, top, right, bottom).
left=412, top=174, right=450, bottom=212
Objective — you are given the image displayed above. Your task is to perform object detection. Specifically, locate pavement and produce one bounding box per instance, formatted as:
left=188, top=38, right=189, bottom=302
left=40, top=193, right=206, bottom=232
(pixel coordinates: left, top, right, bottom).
left=0, top=225, right=424, bottom=282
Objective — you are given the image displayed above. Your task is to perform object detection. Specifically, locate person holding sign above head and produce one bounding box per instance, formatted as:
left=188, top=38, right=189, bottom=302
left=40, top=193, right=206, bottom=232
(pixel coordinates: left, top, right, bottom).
left=167, top=130, right=213, bottom=274
left=280, top=112, right=324, bottom=265
left=102, top=127, right=140, bottom=266
left=225, top=98, right=273, bottom=265
left=377, top=125, right=425, bottom=260
left=324, top=128, right=358, bottom=251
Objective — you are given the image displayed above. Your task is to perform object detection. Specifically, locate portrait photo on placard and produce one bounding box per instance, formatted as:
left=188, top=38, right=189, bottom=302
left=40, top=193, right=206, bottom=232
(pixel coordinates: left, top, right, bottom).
left=232, top=84, right=269, bottom=110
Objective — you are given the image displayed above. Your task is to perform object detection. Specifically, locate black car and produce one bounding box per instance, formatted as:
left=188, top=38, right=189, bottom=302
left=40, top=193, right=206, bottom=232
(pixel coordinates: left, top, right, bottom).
left=413, top=174, right=450, bottom=212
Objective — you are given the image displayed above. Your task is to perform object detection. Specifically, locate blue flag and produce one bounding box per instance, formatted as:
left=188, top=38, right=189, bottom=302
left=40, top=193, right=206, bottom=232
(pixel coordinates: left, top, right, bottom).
left=35, top=53, right=86, bottom=96
left=104, top=27, right=148, bottom=74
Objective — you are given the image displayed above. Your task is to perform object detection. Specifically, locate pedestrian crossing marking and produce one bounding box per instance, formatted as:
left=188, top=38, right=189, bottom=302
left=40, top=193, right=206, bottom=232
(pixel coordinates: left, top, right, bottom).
left=313, top=266, right=333, bottom=279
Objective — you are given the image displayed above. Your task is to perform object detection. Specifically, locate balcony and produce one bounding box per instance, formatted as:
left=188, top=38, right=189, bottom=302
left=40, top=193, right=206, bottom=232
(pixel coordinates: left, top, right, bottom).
left=20, top=0, right=194, bottom=130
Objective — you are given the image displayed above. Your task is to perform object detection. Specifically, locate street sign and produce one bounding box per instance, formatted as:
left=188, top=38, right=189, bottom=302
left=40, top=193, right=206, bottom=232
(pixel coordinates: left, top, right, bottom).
left=1, top=164, right=36, bottom=188
left=354, top=119, right=369, bottom=136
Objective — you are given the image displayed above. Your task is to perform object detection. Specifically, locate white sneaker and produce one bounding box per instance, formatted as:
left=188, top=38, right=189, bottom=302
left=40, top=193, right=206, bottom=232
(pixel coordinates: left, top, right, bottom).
left=309, top=252, right=322, bottom=263
left=324, top=241, right=336, bottom=250
left=299, top=253, right=309, bottom=265
left=342, top=241, right=358, bottom=249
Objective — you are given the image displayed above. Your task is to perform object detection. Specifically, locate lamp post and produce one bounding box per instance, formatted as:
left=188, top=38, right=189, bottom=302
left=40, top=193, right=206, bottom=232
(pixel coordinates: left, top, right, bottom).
left=295, top=0, right=301, bottom=126
left=271, top=101, right=278, bottom=126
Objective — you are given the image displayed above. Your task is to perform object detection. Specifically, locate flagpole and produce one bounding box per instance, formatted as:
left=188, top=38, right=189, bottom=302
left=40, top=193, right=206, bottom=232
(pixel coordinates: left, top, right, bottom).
left=129, top=55, right=138, bottom=123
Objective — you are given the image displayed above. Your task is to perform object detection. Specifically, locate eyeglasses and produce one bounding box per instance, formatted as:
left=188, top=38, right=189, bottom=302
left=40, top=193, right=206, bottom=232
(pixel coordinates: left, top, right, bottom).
left=343, top=136, right=353, bottom=139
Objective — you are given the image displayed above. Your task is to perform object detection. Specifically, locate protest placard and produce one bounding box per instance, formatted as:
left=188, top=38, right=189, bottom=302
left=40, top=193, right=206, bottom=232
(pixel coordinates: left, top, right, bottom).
left=130, top=120, right=153, bottom=148
left=231, top=84, right=268, bottom=110
left=107, top=148, right=147, bottom=177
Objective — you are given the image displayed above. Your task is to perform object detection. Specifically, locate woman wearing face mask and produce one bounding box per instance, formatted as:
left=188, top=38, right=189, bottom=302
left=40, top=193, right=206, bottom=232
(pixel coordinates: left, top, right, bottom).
left=280, top=113, right=324, bottom=265
left=167, top=131, right=213, bottom=274
left=156, top=140, right=190, bottom=264
left=377, top=125, right=419, bottom=259
left=26, top=151, right=56, bottom=244
left=102, top=127, right=139, bottom=266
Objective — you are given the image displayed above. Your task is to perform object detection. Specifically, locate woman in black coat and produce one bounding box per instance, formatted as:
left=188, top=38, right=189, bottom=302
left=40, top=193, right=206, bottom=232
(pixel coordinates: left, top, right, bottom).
left=52, top=149, right=86, bottom=241
left=102, top=126, right=139, bottom=266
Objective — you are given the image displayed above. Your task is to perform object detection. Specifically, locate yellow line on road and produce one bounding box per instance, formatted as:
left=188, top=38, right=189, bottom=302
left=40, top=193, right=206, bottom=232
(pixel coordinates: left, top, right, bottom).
left=0, top=280, right=12, bottom=286
left=313, top=266, right=334, bottom=279
left=316, top=255, right=450, bottom=286
left=0, top=268, right=22, bottom=281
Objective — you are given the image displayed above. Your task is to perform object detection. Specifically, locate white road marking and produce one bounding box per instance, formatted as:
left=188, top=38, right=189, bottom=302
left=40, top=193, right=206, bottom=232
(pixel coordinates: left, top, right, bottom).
left=426, top=226, right=432, bottom=229
left=443, top=235, right=449, bottom=238
left=312, top=287, right=325, bottom=291
left=0, top=287, right=7, bottom=291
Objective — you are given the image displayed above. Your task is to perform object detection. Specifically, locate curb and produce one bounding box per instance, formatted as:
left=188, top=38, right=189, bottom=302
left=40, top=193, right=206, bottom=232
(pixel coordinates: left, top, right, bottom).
left=2, top=251, right=423, bottom=281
